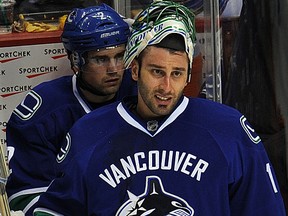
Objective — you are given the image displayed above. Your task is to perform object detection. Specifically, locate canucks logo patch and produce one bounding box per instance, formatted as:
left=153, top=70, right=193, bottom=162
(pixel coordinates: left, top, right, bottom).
left=13, top=90, right=42, bottom=121
left=240, top=115, right=261, bottom=144
left=116, top=176, right=194, bottom=215
left=56, top=133, right=71, bottom=163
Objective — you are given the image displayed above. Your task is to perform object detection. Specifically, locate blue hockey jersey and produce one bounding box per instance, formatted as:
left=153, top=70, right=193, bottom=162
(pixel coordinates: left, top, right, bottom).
left=33, top=96, right=286, bottom=216
left=6, top=71, right=137, bottom=212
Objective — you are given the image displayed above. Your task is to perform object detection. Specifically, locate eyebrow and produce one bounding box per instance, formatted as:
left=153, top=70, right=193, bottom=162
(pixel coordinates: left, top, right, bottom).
left=147, top=63, right=186, bottom=71
left=90, top=51, right=125, bottom=58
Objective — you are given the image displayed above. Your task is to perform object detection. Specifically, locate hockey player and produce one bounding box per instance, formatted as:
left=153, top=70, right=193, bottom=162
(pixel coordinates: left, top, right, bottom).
left=6, top=4, right=136, bottom=214
left=32, top=1, right=286, bottom=215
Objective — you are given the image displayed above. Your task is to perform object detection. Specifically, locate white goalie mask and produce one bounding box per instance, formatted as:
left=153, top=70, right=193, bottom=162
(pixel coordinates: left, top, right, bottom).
left=124, top=0, right=197, bottom=82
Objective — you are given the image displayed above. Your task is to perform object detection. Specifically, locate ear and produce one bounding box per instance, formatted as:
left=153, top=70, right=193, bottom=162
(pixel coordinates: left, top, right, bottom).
left=131, top=59, right=139, bottom=82
left=72, top=65, right=80, bottom=75
left=70, top=52, right=85, bottom=75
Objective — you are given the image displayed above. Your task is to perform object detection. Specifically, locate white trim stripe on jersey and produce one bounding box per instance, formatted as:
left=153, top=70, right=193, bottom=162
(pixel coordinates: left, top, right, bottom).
left=72, top=75, right=92, bottom=114
left=8, top=187, right=48, bottom=202
left=33, top=207, right=64, bottom=216
left=117, top=96, right=189, bottom=137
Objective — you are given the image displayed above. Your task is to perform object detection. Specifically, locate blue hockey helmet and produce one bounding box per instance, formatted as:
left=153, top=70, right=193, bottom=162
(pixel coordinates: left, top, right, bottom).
left=61, top=4, right=130, bottom=68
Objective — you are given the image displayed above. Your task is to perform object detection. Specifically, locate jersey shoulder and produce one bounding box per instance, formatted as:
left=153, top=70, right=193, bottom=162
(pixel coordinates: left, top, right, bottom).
left=185, top=98, right=262, bottom=147
left=8, top=75, right=82, bottom=125
left=32, top=75, right=73, bottom=98
left=72, top=101, right=120, bottom=130
left=56, top=101, right=120, bottom=168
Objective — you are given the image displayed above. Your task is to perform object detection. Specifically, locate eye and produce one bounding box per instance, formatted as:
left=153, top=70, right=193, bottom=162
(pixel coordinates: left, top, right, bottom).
left=172, top=71, right=183, bottom=78
left=114, top=52, right=124, bottom=62
left=152, top=69, right=164, bottom=77
left=90, top=56, right=109, bottom=65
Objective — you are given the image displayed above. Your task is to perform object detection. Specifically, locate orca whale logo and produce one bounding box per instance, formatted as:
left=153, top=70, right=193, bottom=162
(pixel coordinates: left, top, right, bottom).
left=116, top=176, right=194, bottom=216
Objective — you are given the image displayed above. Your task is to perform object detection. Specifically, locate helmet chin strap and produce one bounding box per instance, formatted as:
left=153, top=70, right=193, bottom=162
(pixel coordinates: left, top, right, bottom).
left=73, top=54, right=108, bottom=96
left=76, top=72, right=108, bottom=96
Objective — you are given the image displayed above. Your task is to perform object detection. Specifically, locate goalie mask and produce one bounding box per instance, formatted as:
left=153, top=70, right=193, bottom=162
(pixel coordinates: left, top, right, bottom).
left=124, top=0, right=196, bottom=82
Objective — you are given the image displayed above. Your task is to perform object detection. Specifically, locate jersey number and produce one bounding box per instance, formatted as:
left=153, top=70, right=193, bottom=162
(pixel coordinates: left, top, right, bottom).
left=266, top=163, right=278, bottom=193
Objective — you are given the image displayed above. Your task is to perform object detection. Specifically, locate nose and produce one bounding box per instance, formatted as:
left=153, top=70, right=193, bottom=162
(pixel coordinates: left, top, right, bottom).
left=160, top=76, right=172, bottom=91
left=106, top=58, right=118, bottom=73
left=106, top=58, right=123, bottom=74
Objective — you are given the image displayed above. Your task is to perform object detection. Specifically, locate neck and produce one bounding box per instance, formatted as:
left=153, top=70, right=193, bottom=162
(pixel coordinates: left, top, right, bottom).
left=80, top=87, right=116, bottom=104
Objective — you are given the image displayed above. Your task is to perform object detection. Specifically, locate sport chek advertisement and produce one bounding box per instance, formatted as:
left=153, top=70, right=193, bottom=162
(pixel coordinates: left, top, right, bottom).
left=0, top=43, right=71, bottom=148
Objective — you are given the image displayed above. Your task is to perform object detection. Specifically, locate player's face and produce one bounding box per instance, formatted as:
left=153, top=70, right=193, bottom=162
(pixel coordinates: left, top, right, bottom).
left=132, top=46, right=189, bottom=119
left=81, top=44, right=126, bottom=95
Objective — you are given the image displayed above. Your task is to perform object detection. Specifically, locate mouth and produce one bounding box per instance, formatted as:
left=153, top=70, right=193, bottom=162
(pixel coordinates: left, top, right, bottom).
left=105, top=77, right=120, bottom=85
left=155, top=94, right=172, bottom=106
left=156, top=95, right=169, bottom=100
